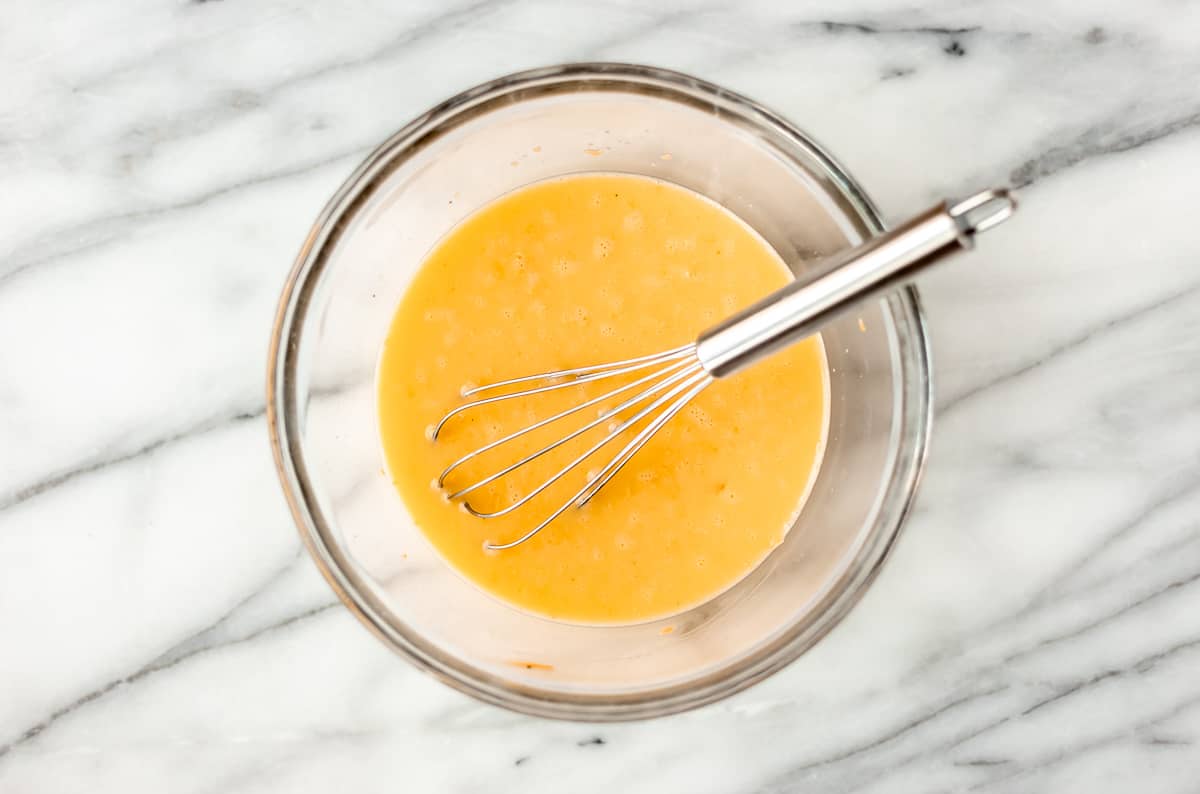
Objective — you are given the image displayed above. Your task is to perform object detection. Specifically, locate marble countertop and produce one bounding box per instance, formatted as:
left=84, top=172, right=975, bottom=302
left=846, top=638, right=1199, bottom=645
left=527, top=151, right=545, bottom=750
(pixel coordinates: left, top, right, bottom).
left=4, top=0, right=1200, bottom=791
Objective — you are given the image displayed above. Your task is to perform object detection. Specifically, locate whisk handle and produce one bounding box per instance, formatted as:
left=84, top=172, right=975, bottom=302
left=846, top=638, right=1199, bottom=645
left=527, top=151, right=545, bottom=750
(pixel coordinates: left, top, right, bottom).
left=694, top=189, right=1016, bottom=378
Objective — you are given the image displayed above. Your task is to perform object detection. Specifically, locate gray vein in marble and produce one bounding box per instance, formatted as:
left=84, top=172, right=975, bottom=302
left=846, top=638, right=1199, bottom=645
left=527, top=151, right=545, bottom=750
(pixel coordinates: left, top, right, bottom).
left=0, top=368, right=368, bottom=515
left=0, top=569, right=337, bottom=761
left=792, top=16, right=998, bottom=61
left=903, top=472, right=1200, bottom=695
left=1014, top=499, right=1197, bottom=630
left=809, top=21, right=983, bottom=37
left=879, top=66, right=916, bottom=81
left=1060, top=490, right=1200, bottom=599
left=704, top=12, right=1200, bottom=192
left=960, top=735, right=1117, bottom=792
left=700, top=14, right=1031, bottom=78
left=962, top=691, right=1200, bottom=792
left=753, top=596, right=1200, bottom=792
left=955, top=638, right=1200, bottom=749
left=0, top=404, right=265, bottom=513
left=1005, top=549, right=1200, bottom=667
left=0, top=379, right=379, bottom=760
left=0, top=145, right=360, bottom=288
left=953, top=757, right=1010, bottom=767
left=1033, top=465, right=1199, bottom=580
left=888, top=695, right=1185, bottom=791
left=72, top=0, right=508, bottom=101
left=771, top=685, right=1010, bottom=779
left=67, top=0, right=506, bottom=168
left=940, top=276, right=1200, bottom=416
left=1141, top=736, right=1191, bottom=747
left=147, top=552, right=307, bottom=671
left=1010, top=107, right=1200, bottom=188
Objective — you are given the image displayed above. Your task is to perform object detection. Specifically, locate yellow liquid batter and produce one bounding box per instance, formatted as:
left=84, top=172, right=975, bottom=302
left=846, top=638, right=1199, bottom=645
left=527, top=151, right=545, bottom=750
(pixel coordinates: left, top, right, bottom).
left=378, top=174, right=827, bottom=623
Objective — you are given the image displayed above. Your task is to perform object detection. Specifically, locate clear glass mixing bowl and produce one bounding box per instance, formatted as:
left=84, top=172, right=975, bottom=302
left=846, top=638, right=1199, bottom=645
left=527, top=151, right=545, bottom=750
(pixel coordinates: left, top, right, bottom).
left=267, top=63, right=932, bottom=720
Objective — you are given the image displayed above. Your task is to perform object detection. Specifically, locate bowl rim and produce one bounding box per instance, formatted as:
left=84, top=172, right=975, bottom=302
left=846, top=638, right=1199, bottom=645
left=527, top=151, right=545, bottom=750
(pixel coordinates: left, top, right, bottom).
left=267, top=62, right=933, bottom=721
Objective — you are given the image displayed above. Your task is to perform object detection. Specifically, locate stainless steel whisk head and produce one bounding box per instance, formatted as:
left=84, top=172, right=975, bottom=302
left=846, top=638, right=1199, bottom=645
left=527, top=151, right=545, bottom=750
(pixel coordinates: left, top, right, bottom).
left=433, top=343, right=711, bottom=550
left=432, top=189, right=1017, bottom=550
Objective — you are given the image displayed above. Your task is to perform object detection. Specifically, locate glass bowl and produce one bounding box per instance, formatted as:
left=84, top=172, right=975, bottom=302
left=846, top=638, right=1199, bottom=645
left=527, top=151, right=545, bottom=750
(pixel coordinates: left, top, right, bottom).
left=267, top=63, right=931, bottom=720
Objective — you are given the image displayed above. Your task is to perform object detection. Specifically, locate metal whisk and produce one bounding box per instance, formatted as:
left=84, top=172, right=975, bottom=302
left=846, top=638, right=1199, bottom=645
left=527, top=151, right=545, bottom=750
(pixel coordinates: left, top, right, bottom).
left=433, top=189, right=1016, bottom=550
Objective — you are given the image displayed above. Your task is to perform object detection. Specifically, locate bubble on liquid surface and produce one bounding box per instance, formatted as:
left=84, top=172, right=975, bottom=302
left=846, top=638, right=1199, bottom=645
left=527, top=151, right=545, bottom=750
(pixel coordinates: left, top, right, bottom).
left=685, top=404, right=712, bottom=428
left=665, top=237, right=696, bottom=254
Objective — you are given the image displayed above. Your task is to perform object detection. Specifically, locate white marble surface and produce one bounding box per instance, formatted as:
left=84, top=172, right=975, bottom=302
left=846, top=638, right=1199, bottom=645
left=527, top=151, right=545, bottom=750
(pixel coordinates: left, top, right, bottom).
left=3, top=0, right=1200, bottom=790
